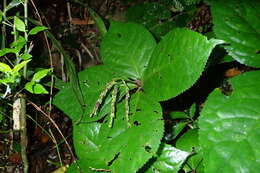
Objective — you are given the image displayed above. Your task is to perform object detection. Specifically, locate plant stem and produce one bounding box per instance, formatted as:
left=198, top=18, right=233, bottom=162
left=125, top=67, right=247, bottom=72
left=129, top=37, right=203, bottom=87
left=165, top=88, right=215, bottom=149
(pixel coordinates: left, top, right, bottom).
left=1, top=0, right=7, bottom=49
left=23, top=0, right=28, bottom=79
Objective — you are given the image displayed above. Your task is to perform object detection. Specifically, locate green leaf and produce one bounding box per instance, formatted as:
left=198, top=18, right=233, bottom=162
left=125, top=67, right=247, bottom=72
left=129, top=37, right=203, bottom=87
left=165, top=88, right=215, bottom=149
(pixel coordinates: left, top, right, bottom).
left=0, top=10, right=3, bottom=23
left=144, top=3, right=171, bottom=20
left=0, top=78, right=15, bottom=84
left=53, top=65, right=119, bottom=122
left=100, top=22, right=156, bottom=78
left=14, top=16, right=26, bottom=32
left=143, top=28, right=223, bottom=101
left=4, top=0, right=22, bottom=12
left=209, top=0, right=260, bottom=67
left=66, top=160, right=89, bottom=173
left=13, top=59, right=31, bottom=73
left=0, top=48, right=18, bottom=56
left=145, top=144, right=190, bottom=173
left=25, top=81, right=48, bottom=94
left=199, top=71, right=260, bottom=172
left=177, top=129, right=198, bottom=152
left=28, top=26, right=48, bottom=35
left=0, top=62, right=12, bottom=73
left=11, top=36, right=26, bottom=52
left=176, top=129, right=204, bottom=173
left=73, top=93, right=164, bottom=173
left=169, top=111, right=189, bottom=119
left=20, top=53, right=32, bottom=60
left=32, top=68, right=51, bottom=82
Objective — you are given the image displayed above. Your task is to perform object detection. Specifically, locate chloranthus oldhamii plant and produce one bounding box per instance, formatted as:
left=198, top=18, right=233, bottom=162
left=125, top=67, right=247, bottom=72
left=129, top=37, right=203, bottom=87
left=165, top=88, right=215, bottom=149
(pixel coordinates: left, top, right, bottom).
left=53, top=21, right=223, bottom=172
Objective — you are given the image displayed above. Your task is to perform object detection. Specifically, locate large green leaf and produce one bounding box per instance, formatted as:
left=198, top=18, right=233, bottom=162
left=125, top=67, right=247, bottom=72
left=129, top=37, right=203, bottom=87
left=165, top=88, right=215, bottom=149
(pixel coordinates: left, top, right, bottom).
left=73, top=93, right=164, bottom=173
left=209, top=0, right=260, bottom=67
left=199, top=71, right=260, bottom=172
left=53, top=65, right=119, bottom=123
left=143, top=28, right=223, bottom=101
left=145, top=144, right=190, bottom=173
left=100, top=21, right=156, bottom=79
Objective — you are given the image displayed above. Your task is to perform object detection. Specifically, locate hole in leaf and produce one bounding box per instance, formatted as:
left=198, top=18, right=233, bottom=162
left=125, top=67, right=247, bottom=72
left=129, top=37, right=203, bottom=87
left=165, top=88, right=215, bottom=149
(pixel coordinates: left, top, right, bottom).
left=136, top=108, right=141, bottom=112
left=256, top=50, right=260, bottom=54
left=117, top=33, right=122, bottom=38
left=134, top=121, right=141, bottom=126
left=107, top=152, right=120, bottom=166
left=153, top=110, right=159, bottom=114
left=144, top=145, right=152, bottom=153
left=168, top=54, right=173, bottom=63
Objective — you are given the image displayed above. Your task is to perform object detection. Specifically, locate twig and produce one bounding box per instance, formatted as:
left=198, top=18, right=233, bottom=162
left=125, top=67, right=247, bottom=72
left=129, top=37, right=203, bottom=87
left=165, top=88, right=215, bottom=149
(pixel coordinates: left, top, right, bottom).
left=75, top=49, right=82, bottom=70
left=23, top=0, right=28, bottom=79
left=66, top=1, right=73, bottom=33
left=1, top=0, right=7, bottom=49
left=49, top=128, right=63, bottom=166
left=27, top=100, right=76, bottom=162
left=80, top=43, right=94, bottom=61
left=29, top=0, right=55, bottom=115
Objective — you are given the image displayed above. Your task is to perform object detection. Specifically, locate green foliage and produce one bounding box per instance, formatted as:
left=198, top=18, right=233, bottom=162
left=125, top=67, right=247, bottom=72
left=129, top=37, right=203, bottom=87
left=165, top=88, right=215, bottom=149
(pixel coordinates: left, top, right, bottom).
left=0, top=0, right=49, bottom=97
left=24, top=68, right=51, bottom=94
left=142, top=28, right=223, bottom=101
left=199, top=71, right=260, bottom=172
left=28, top=26, right=48, bottom=35
left=53, top=1, right=260, bottom=172
left=176, top=129, right=204, bottom=173
left=101, top=21, right=156, bottom=78
left=145, top=143, right=190, bottom=173
left=126, top=2, right=175, bottom=39
left=209, top=0, right=260, bottom=67
left=14, top=16, right=26, bottom=32
left=0, top=59, right=30, bottom=86
left=53, top=22, right=221, bottom=172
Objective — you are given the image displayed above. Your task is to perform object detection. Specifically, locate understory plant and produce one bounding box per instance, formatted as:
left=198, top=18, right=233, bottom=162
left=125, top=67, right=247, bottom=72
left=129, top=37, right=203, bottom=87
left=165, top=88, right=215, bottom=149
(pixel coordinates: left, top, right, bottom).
left=53, top=0, right=260, bottom=172
left=0, top=0, right=49, bottom=172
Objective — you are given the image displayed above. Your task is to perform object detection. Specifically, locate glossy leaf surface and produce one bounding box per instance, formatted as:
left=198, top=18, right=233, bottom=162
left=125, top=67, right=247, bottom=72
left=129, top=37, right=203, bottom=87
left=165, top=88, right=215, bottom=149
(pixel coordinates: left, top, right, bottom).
left=143, top=28, right=223, bottom=101
left=101, top=22, right=156, bottom=79
left=28, top=26, right=48, bottom=35
left=145, top=144, right=190, bottom=173
left=24, top=82, right=48, bottom=94
left=210, top=0, right=260, bottom=67
left=14, top=16, right=26, bottom=32
left=32, top=68, right=51, bottom=81
left=199, top=71, right=260, bottom=172
left=73, top=93, right=164, bottom=173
